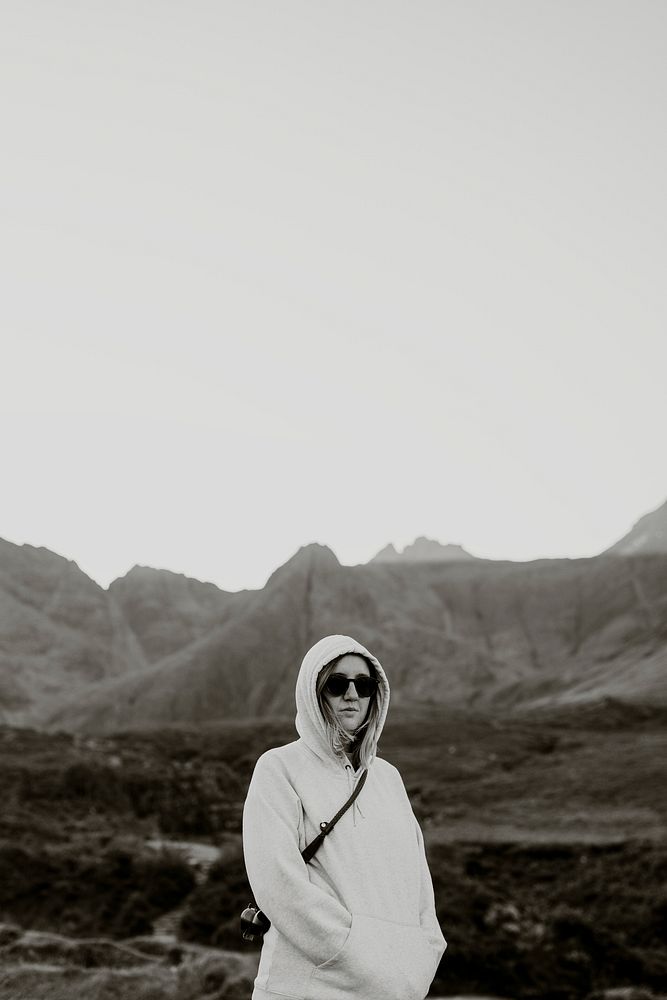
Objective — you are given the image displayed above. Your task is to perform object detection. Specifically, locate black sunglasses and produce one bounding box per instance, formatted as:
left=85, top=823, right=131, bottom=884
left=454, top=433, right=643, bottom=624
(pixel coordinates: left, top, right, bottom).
left=324, top=673, right=378, bottom=699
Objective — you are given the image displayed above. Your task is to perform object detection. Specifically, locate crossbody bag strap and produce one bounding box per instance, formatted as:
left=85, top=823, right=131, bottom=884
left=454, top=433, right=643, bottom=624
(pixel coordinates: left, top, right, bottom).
left=301, top=768, right=368, bottom=864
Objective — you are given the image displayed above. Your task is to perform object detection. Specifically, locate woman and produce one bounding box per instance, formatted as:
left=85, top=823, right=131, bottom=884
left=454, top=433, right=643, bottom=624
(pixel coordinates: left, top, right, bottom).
left=242, top=634, right=447, bottom=1000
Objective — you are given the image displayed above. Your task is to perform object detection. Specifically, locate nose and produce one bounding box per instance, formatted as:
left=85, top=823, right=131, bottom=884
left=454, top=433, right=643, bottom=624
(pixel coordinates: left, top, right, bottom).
left=342, top=680, right=358, bottom=699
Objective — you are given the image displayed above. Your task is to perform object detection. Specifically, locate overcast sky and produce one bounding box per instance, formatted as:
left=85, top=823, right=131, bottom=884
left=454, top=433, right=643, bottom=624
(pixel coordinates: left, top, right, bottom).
left=2, top=1, right=665, bottom=592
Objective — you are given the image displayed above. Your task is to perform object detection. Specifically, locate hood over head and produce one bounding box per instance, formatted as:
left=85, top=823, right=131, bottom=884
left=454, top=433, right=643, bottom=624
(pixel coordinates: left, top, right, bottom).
left=295, top=634, right=390, bottom=771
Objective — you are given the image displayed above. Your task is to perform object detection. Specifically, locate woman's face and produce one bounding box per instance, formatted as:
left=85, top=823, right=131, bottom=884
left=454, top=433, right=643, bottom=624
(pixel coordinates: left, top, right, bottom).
left=322, top=654, right=373, bottom=734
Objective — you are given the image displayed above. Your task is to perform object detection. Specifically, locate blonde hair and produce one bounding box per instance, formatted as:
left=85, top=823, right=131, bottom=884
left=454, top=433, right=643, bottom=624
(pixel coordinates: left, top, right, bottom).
left=316, top=654, right=382, bottom=771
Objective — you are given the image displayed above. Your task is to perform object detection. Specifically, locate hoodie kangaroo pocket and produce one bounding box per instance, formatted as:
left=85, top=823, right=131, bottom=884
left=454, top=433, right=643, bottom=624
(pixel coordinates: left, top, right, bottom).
left=311, top=912, right=435, bottom=1000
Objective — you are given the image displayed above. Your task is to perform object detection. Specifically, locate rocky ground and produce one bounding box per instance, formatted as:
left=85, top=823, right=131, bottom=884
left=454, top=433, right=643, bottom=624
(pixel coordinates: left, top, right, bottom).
left=0, top=923, right=257, bottom=1000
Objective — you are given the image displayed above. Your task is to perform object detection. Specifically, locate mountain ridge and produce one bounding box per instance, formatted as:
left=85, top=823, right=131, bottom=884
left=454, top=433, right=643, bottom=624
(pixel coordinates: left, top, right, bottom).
left=2, top=496, right=666, bottom=730
left=604, top=498, right=667, bottom=555
left=44, top=550, right=667, bottom=732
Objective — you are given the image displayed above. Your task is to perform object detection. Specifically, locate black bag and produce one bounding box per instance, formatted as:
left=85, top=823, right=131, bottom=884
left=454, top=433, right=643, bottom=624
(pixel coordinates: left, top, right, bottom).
left=241, top=768, right=368, bottom=941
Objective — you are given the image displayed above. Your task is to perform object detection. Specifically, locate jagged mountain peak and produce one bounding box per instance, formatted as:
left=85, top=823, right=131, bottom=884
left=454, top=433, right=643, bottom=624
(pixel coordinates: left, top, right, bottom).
left=370, top=537, right=475, bottom=563
left=265, top=542, right=340, bottom=587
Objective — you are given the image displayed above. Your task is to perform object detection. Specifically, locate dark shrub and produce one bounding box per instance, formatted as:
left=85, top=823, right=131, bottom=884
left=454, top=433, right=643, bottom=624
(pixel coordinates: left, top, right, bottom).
left=179, top=847, right=254, bottom=950
left=60, top=761, right=124, bottom=807
left=0, top=841, right=195, bottom=939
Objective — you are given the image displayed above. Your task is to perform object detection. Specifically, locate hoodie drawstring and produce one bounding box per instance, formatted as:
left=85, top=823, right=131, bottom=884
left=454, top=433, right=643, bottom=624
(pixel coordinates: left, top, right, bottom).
left=344, top=764, right=355, bottom=825
left=345, top=764, right=366, bottom=826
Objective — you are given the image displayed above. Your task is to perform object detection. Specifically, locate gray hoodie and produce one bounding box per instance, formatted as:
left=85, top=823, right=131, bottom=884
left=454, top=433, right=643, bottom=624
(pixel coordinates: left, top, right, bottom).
left=242, top=634, right=447, bottom=1000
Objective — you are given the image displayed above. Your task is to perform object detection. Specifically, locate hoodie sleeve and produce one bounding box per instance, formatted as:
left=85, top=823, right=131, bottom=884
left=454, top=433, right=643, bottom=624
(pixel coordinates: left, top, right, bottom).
left=414, top=817, right=447, bottom=961
left=242, top=750, right=352, bottom=967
